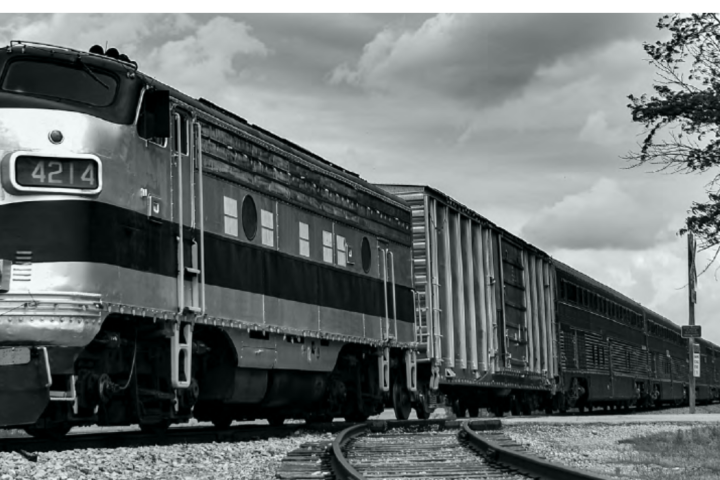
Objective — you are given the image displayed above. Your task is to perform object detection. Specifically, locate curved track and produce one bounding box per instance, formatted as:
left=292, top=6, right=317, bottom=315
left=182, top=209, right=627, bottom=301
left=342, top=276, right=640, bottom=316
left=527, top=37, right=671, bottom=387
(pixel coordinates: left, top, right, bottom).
left=326, top=420, right=610, bottom=480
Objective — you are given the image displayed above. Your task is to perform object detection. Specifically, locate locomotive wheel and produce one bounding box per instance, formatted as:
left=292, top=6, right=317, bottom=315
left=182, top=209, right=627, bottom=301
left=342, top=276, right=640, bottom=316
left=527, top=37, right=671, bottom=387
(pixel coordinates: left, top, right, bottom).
left=345, top=412, right=370, bottom=422
left=306, top=414, right=333, bottom=424
left=24, top=424, right=71, bottom=439
left=139, top=419, right=170, bottom=435
left=451, top=399, right=463, bottom=417
left=211, top=414, right=233, bottom=429
left=267, top=416, right=286, bottom=426
left=413, top=385, right=433, bottom=420
left=511, top=397, right=521, bottom=416
left=392, top=380, right=412, bottom=420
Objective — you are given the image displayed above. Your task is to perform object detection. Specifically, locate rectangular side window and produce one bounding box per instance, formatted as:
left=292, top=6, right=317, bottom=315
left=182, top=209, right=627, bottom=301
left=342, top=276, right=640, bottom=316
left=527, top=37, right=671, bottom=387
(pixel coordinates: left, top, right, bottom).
left=223, top=196, right=238, bottom=237
left=261, top=209, right=274, bottom=247
left=322, top=230, right=333, bottom=263
left=299, top=222, right=310, bottom=257
left=174, top=115, right=189, bottom=155
left=336, top=235, right=346, bottom=267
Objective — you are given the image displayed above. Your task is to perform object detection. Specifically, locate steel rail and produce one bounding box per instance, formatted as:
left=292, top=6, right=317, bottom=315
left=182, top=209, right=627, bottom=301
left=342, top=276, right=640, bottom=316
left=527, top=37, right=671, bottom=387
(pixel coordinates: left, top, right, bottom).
left=461, top=421, right=611, bottom=480
left=330, top=423, right=367, bottom=480
left=330, top=419, right=501, bottom=480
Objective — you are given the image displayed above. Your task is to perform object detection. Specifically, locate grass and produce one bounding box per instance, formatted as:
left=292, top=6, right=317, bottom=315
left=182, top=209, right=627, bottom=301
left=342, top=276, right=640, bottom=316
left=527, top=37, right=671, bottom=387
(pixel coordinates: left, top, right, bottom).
left=611, top=426, right=720, bottom=479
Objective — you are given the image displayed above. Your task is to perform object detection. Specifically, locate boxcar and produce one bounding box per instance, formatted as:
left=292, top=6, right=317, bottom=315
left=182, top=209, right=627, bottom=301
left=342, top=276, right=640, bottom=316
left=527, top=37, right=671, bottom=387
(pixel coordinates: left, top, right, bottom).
left=378, top=185, right=558, bottom=416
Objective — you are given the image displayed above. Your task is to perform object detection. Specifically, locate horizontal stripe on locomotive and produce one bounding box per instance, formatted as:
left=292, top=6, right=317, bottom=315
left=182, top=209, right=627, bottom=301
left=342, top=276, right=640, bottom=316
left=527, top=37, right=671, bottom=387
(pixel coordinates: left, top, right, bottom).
left=0, top=200, right=415, bottom=323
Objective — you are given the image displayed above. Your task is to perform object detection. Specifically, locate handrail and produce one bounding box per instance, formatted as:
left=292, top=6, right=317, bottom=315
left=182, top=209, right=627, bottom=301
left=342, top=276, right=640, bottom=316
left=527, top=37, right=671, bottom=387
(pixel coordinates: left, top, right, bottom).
left=381, top=248, right=389, bottom=341
left=195, top=121, right=206, bottom=315
left=173, top=112, right=184, bottom=314
left=390, top=250, right=397, bottom=339
left=9, top=40, right=139, bottom=70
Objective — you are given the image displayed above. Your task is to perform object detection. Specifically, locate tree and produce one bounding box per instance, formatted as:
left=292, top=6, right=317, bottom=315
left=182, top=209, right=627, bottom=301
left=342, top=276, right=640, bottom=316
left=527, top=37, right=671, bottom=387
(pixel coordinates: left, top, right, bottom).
left=626, top=13, right=720, bottom=253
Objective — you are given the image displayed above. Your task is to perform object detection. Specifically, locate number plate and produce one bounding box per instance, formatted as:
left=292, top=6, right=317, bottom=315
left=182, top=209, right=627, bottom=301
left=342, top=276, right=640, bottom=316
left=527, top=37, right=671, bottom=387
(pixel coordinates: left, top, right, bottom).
left=15, top=156, right=99, bottom=190
left=0, top=347, right=31, bottom=366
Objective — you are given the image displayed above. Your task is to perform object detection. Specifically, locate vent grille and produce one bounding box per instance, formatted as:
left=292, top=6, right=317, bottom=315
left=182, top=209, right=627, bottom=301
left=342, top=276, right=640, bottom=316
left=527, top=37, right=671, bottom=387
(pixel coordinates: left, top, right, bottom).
left=12, top=250, right=32, bottom=282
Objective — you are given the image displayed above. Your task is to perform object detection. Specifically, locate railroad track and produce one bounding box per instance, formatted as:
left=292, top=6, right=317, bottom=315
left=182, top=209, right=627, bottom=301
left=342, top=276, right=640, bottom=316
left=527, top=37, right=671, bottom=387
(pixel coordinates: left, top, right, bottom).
left=0, top=421, right=352, bottom=462
left=278, top=419, right=610, bottom=480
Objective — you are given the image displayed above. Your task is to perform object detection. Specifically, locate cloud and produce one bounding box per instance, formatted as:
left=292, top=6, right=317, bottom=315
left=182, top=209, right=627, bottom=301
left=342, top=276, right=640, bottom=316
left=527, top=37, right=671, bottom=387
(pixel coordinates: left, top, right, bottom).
left=329, top=13, right=658, bottom=108
left=521, top=178, right=676, bottom=250
left=0, top=13, right=197, bottom=56
left=143, top=16, right=270, bottom=96
left=579, top=110, right=628, bottom=146
left=0, top=14, right=269, bottom=99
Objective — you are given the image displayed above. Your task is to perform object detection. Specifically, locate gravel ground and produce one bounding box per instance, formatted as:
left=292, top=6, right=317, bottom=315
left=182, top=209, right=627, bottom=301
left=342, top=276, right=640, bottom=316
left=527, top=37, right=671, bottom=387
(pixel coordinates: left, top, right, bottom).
left=0, top=430, right=334, bottom=480
left=504, top=422, right=707, bottom=479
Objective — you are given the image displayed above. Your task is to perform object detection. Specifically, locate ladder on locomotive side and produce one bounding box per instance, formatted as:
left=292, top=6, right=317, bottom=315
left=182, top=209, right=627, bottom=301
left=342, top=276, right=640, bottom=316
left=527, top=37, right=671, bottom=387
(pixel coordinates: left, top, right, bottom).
left=170, top=110, right=206, bottom=389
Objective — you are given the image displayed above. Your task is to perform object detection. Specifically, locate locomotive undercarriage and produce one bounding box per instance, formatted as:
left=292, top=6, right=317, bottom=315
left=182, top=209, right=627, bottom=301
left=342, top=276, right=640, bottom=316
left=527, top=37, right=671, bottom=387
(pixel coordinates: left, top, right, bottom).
left=20, top=314, right=412, bottom=437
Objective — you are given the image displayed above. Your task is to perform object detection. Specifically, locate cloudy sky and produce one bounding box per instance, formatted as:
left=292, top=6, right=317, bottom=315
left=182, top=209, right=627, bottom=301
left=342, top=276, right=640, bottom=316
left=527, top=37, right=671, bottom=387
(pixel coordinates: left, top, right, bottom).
left=2, top=12, right=720, bottom=344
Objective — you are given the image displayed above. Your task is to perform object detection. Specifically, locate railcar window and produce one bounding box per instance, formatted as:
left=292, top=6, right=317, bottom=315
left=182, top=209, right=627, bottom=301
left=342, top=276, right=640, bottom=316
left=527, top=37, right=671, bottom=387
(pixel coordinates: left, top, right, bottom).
left=567, top=283, right=577, bottom=302
left=223, top=196, right=238, bottom=237
left=261, top=209, right=275, bottom=247
left=322, top=231, right=333, bottom=264
left=242, top=195, right=257, bottom=240
left=173, top=114, right=190, bottom=155
left=2, top=59, right=118, bottom=106
left=299, top=222, right=310, bottom=257
left=336, top=235, right=347, bottom=267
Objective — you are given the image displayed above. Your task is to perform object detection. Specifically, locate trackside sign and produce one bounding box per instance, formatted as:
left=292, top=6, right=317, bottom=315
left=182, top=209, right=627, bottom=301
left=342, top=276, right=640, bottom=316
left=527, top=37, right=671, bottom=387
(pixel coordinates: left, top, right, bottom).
left=682, top=325, right=702, bottom=338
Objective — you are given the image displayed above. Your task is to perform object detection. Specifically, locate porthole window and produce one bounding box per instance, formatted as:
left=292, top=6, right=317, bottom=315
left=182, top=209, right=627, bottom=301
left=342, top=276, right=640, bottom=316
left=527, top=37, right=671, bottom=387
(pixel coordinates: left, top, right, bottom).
left=361, top=237, right=371, bottom=273
left=242, top=195, right=257, bottom=240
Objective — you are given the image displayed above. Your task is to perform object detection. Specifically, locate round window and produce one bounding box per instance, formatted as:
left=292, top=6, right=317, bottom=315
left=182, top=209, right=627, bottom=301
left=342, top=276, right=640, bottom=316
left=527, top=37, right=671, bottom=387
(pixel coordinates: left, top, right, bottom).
left=242, top=195, right=258, bottom=240
left=361, top=237, right=372, bottom=273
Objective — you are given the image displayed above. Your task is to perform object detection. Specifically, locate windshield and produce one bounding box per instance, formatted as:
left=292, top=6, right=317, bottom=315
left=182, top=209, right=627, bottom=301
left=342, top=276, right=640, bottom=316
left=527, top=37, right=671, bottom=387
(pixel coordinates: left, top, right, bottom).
left=2, top=59, right=118, bottom=107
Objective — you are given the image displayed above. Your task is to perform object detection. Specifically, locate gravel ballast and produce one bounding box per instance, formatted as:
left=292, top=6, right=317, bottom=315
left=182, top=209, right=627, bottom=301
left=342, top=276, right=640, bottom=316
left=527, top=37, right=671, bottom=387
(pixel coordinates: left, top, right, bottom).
left=504, top=421, right=711, bottom=479
left=0, top=430, right=334, bottom=480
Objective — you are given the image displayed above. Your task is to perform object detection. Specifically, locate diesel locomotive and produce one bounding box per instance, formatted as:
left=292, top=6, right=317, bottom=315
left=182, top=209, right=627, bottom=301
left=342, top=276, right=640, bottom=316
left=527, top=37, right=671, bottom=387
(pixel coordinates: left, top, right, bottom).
left=0, top=41, right=717, bottom=437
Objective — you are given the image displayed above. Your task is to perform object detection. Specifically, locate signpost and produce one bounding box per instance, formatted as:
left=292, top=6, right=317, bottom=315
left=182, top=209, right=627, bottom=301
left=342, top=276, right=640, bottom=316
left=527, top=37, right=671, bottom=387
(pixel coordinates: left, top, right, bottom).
left=687, top=233, right=697, bottom=414
left=693, top=343, right=701, bottom=378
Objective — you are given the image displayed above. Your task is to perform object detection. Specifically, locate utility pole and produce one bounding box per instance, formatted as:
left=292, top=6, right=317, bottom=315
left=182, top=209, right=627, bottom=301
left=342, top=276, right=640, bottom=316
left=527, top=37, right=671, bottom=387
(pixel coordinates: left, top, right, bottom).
left=688, top=233, right=696, bottom=414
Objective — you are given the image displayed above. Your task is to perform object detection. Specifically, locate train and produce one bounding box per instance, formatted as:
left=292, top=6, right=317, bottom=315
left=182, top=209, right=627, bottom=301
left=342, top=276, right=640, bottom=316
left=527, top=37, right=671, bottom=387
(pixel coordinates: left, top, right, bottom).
left=0, top=40, right=717, bottom=438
